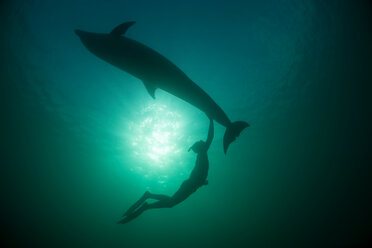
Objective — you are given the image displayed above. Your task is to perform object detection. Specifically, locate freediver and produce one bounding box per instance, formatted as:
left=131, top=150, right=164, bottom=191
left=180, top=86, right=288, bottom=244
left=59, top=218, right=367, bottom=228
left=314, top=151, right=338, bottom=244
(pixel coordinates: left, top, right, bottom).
left=118, top=118, right=214, bottom=224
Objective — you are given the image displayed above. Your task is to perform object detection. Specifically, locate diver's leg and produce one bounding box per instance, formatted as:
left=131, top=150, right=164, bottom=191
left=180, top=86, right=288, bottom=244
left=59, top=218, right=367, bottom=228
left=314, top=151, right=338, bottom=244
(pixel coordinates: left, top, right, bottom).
left=145, top=182, right=194, bottom=209
left=145, top=198, right=175, bottom=209
left=123, top=191, right=173, bottom=216
left=123, top=191, right=150, bottom=216
left=119, top=181, right=195, bottom=223
left=147, top=193, right=172, bottom=201
left=141, top=180, right=195, bottom=210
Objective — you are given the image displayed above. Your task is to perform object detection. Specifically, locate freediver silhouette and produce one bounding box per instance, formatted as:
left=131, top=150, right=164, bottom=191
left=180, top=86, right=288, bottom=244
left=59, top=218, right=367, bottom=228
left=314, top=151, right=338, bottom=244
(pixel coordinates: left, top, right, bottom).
left=75, top=21, right=249, bottom=153
left=118, top=118, right=214, bottom=224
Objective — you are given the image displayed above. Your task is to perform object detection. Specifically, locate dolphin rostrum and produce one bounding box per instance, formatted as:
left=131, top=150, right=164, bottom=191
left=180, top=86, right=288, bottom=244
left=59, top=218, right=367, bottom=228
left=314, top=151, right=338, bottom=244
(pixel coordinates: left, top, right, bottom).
left=75, top=21, right=249, bottom=153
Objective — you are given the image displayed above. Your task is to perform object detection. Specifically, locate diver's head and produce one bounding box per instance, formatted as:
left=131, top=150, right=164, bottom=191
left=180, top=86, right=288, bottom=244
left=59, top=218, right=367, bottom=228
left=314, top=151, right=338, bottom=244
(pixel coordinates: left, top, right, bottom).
left=188, top=140, right=206, bottom=154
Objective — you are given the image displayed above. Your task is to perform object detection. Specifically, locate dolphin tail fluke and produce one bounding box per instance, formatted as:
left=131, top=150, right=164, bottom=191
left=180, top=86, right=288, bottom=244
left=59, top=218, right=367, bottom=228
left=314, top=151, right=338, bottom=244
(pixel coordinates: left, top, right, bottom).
left=223, top=121, right=249, bottom=154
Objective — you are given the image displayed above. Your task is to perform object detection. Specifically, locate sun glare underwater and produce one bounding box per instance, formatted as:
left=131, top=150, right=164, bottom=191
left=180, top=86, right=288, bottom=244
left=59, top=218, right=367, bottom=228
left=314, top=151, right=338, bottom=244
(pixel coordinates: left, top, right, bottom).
left=125, top=102, right=192, bottom=182
left=1, top=0, right=371, bottom=247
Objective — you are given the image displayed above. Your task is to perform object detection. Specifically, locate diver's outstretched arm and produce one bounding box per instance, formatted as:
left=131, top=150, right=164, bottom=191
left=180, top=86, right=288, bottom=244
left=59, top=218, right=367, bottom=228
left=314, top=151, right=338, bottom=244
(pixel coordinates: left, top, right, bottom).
left=205, top=118, right=214, bottom=150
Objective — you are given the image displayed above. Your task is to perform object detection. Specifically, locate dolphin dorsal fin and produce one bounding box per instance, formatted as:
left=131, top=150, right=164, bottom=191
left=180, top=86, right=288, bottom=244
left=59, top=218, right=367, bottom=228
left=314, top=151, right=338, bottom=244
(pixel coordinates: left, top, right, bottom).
left=110, top=21, right=135, bottom=36
left=143, top=80, right=157, bottom=99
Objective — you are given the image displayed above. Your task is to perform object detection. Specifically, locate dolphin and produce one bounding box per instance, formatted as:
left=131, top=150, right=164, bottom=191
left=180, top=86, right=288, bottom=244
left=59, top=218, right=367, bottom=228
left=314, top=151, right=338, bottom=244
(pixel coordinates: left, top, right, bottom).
left=75, top=21, right=249, bottom=153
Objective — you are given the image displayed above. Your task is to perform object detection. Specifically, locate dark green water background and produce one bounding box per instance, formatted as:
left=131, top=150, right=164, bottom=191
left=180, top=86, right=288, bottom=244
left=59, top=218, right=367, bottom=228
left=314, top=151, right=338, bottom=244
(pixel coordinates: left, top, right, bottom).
left=1, top=0, right=371, bottom=247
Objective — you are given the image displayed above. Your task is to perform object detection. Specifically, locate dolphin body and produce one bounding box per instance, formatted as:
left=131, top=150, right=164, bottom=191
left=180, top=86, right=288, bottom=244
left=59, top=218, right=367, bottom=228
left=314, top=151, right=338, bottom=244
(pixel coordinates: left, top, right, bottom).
left=75, top=22, right=249, bottom=153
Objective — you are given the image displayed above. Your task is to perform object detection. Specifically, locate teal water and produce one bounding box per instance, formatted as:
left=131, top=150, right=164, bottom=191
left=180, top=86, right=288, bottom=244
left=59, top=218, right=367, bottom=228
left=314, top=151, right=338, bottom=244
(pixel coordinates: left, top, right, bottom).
left=1, top=0, right=371, bottom=247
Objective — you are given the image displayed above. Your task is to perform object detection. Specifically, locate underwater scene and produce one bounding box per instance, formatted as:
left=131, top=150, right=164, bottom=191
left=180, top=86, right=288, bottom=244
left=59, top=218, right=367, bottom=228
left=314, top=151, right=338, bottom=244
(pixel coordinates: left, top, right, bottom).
left=1, top=0, right=371, bottom=247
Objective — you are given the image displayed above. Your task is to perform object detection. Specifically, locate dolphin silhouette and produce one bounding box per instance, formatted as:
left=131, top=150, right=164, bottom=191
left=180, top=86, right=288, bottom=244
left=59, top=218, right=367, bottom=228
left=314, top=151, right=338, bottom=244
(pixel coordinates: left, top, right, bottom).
left=75, top=22, right=249, bottom=153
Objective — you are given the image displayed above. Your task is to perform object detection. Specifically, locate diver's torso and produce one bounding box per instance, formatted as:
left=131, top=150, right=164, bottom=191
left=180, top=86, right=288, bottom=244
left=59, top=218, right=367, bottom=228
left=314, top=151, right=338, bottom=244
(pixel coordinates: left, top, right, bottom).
left=189, top=152, right=209, bottom=187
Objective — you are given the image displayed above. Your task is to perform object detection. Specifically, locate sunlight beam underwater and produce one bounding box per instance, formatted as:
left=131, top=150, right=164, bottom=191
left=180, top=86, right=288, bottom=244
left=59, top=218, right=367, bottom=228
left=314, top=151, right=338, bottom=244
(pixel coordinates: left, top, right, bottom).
left=128, top=103, right=184, bottom=170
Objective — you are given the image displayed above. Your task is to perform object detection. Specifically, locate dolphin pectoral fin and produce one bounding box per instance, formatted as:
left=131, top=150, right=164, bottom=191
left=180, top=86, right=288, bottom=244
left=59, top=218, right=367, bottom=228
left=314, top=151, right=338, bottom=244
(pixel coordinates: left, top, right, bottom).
left=110, top=21, right=136, bottom=36
left=143, top=81, right=157, bottom=99
left=223, top=121, right=249, bottom=154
